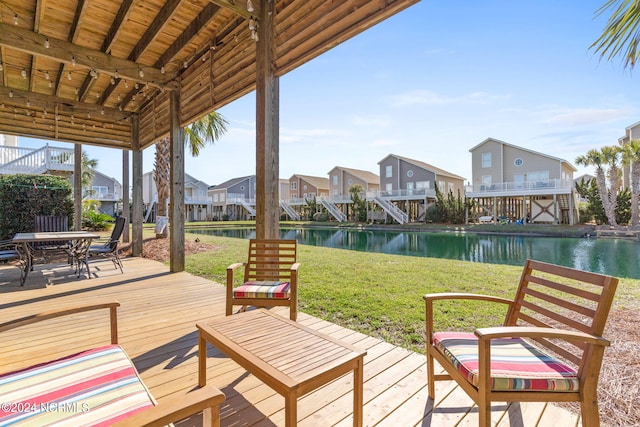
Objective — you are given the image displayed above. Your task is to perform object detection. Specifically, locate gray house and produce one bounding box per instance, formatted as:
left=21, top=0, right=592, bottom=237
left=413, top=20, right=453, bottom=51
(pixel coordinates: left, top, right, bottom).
left=375, top=154, right=466, bottom=223
left=209, top=175, right=256, bottom=220
left=323, top=166, right=380, bottom=222
left=468, top=137, right=578, bottom=224
left=142, top=172, right=212, bottom=222
left=87, top=170, right=122, bottom=217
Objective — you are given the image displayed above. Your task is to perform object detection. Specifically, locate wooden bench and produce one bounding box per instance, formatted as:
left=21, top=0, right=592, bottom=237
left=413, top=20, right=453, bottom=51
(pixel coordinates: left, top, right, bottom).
left=0, top=302, right=225, bottom=426
left=424, top=259, right=618, bottom=427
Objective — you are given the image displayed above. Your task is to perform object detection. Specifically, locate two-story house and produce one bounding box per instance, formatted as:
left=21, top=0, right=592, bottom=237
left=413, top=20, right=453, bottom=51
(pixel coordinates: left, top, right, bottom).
left=287, top=174, right=330, bottom=220
left=209, top=175, right=256, bottom=220
left=375, top=154, right=466, bottom=224
left=468, top=137, right=578, bottom=224
left=321, top=166, right=379, bottom=221
left=142, top=171, right=212, bottom=222
left=87, top=170, right=122, bottom=217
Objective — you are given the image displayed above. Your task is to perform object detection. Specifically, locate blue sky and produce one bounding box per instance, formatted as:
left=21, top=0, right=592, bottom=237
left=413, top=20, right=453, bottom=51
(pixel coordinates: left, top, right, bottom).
left=17, top=0, right=639, bottom=186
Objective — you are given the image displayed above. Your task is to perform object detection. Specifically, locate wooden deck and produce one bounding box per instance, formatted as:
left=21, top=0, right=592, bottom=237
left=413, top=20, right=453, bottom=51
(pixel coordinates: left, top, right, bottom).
left=0, top=256, right=581, bottom=426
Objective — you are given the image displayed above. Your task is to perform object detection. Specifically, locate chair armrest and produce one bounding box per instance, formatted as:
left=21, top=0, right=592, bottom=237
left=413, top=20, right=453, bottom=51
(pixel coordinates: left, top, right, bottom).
left=0, top=302, right=120, bottom=344
left=110, top=385, right=225, bottom=427
left=423, top=292, right=513, bottom=305
left=474, top=326, right=610, bottom=347
left=424, top=293, right=513, bottom=339
left=226, top=262, right=245, bottom=287
left=290, top=262, right=301, bottom=272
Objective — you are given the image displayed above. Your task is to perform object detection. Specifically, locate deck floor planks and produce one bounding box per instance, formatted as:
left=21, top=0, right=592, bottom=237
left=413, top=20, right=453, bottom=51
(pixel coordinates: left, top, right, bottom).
left=0, top=257, right=581, bottom=426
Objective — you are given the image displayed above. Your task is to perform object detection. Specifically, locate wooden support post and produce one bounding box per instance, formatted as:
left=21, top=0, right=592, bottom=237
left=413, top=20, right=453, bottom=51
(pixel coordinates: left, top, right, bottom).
left=255, top=0, right=279, bottom=240
left=131, top=114, right=143, bottom=257
left=122, top=150, right=130, bottom=242
left=74, top=144, right=82, bottom=230
left=169, top=89, right=185, bottom=272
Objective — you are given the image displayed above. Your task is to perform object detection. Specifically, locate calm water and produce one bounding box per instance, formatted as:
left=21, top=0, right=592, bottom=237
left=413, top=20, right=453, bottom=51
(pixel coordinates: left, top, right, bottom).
left=188, top=227, right=640, bottom=278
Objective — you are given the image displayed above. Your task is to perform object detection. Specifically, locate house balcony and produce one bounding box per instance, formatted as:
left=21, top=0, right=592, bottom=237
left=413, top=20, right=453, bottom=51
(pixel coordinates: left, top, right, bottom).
left=0, top=257, right=580, bottom=426
left=367, top=188, right=437, bottom=201
left=467, top=178, right=574, bottom=197
left=86, top=192, right=120, bottom=202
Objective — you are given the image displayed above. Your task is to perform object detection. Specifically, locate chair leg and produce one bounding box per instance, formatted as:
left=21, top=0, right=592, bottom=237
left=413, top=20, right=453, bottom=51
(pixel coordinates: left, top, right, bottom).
left=580, top=393, right=601, bottom=427
left=426, top=349, right=436, bottom=399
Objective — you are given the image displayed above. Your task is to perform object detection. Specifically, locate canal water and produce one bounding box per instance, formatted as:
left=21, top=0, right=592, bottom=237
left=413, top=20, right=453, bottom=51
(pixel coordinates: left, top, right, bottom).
left=187, top=227, right=640, bottom=279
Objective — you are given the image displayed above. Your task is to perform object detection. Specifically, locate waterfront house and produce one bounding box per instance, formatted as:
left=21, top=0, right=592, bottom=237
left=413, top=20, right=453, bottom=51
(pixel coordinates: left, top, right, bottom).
left=324, top=166, right=379, bottom=221
left=209, top=175, right=256, bottom=220
left=468, top=137, right=578, bottom=224
left=375, top=154, right=466, bottom=224
left=287, top=174, right=330, bottom=220
left=87, top=170, right=122, bottom=217
left=142, top=172, right=212, bottom=222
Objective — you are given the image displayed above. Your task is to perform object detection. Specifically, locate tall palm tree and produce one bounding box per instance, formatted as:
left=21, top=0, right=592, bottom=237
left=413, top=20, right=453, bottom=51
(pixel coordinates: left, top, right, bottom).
left=601, top=145, right=621, bottom=226
left=576, top=148, right=618, bottom=225
left=591, top=0, right=640, bottom=69
left=153, top=111, right=228, bottom=238
left=621, top=139, right=640, bottom=226
left=81, top=151, right=98, bottom=195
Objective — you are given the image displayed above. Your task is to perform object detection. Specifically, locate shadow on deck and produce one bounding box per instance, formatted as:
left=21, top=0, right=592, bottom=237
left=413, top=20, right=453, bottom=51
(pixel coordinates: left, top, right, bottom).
left=0, top=256, right=580, bottom=426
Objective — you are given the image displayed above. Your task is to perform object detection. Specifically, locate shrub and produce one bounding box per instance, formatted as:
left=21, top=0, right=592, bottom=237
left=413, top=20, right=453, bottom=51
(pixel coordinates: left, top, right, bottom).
left=0, top=174, right=74, bottom=239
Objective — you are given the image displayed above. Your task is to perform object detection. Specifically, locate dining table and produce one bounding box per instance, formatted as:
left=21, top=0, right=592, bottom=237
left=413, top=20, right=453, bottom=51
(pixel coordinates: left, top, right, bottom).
left=12, top=231, right=100, bottom=285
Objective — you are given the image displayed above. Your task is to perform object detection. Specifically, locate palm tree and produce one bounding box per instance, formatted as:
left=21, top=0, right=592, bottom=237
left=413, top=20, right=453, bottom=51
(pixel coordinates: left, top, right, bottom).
left=81, top=151, right=98, bottom=196
left=591, top=0, right=640, bottom=69
left=153, top=111, right=228, bottom=238
left=621, top=139, right=640, bottom=226
left=601, top=145, right=621, bottom=226
left=576, top=148, right=618, bottom=225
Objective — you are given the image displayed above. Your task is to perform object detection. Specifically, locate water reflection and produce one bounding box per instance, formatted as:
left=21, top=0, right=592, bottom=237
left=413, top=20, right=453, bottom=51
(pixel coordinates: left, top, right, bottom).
left=188, top=227, right=640, bottom=278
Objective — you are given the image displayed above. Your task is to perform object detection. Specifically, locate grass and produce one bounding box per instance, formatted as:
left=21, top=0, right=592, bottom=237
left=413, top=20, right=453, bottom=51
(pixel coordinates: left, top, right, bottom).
left=176, top=230, right=640, bottom=353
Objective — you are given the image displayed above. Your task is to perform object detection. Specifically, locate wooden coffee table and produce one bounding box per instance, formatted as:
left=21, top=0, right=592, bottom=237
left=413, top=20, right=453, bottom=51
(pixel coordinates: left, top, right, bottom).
left=197, top=309, right=366, bottom=426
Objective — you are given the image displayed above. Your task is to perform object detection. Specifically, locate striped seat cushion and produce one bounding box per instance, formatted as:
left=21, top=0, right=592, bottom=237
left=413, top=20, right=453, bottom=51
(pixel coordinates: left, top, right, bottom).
left=233, top=281, right=290, bottom=299
left=433, top=331, right=579, bottom=391
left=0, top=344, right=155, bottom=426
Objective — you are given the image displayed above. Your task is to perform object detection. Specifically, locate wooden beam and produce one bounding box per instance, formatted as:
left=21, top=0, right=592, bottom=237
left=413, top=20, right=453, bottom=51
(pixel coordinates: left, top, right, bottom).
left=0, top=86, right=130, bottom=122
left=122, top=150, right=130, bottom=243
left=208, top=0, right=256, bottom=19
left=74, top=143, right=82, bottom=230
left=154, top=3, right=221, bottom=69
left=0, top=23, right=178, bottom=88
left=55, top=0, right=89, bottom=97
left=169, top=89, right=185, bottom=272
left=28, top=0, right=46, bottom=92
left=102, top=0, right=185, bottom=106
left=0, top=47, right=6, bottom=86
left=102, top=0, right=136, bottom=54
left=131, top=114, right=143, bottom=257
left=255, top=0, right=279, bottom=239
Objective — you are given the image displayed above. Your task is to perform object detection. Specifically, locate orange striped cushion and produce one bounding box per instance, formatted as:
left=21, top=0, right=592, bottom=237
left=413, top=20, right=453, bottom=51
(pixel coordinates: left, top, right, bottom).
left=233, top=281, right=290, bottom=299
left=0, top=344, right=155, bottom=425
left=433, top=332, right=579, bottom=391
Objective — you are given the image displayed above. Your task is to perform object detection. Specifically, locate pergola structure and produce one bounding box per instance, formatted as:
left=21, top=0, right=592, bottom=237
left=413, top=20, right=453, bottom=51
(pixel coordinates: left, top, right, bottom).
left=0, top=0, right=419, bottom=271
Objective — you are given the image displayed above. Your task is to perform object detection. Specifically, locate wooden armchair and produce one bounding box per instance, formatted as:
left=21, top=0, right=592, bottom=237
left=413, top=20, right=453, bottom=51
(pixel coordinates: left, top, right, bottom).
left=424, top=259, right=618, bottom=427
left=0, top=302, right=225, bottom=426
left=226, top=239, right=300, bottom=321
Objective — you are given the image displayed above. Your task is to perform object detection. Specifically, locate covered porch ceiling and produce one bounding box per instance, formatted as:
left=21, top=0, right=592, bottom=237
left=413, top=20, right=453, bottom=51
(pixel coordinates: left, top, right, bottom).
left=0, top=0, right=419, bottom=148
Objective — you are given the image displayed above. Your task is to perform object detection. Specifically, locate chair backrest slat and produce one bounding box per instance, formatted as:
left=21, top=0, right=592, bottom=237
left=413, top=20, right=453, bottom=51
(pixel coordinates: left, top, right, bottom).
left=244, top=239, right=297, bottom=282
left=506, top=259, right=618, bottom=372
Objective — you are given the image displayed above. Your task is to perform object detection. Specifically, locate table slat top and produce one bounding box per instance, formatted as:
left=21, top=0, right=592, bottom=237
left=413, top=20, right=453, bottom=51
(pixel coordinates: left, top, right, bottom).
left=13, top=231, right=100, bottom=242
left=198, top=309, right=366, bottom=393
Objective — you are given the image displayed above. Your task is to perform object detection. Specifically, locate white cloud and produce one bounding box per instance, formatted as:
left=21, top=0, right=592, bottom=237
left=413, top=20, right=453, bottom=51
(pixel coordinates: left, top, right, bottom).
left=538, top=107, right=631, bottom=126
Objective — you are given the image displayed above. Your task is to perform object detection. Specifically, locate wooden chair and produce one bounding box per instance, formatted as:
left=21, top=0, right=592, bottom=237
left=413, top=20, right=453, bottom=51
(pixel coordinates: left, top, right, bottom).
left=424, top=259, right=618, bottom=427
left=226, top=239, right=300, bottom=321
left=0, top=302, right=225, bottom=426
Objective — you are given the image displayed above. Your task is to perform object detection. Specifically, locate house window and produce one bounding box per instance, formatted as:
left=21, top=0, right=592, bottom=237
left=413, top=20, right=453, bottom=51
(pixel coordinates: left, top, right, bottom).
left=213, top=194, right=219, bottom=202
left=482, top=152, right=492, bottom=168
left=514, top=158, right=524, bottom=166
left=240, top=186, right=245, bottom=191
left=385, top=165, right=392, bottom=178
left=514, top=174, right=524, bottom=189
left=407, top=170, right=414, bottom=177
left=385, top=183, right=392, bottom=192
left=416, top=181, right=430, bottom=189
left=438, top=181, right=445, bottom=192
left=92, top=186, right=108, bottom=197
left=303, top=185, right=308, bottom=190
left=220, top=193, right=225, bottom=201
left=348, top=179, right=353, bottom=185
left=333, top=175, right=338, bottom=185
left=407, top=182, right=414, bottom=194
left=482, top=175, right=492, bottom=190
left=291, top=182, right=297, bottom=190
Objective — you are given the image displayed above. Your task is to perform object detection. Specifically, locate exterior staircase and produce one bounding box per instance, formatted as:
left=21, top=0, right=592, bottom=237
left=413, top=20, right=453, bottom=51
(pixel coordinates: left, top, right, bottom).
left=279, top=200, right=300, bottom=220
left=372, top=196, right=408, bottom=224
left=0, top=145, right=75, bottom=175
left=318, top=197, right=347, bottom=222
left=238, top=198, right=256, bottom=216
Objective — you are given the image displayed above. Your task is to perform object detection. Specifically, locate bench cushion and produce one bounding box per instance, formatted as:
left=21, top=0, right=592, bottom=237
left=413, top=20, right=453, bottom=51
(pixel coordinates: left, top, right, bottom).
left=0, top=344, right=155, bottom=426
left=433, top=332, right=579, bottom=391
left=233, top=281, right=290, bottom=299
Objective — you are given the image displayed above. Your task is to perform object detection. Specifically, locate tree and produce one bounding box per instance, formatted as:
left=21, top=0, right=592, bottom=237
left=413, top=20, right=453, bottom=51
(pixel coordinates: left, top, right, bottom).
left=81, top=151, right=98, bottom=197
left=621, top=139, right=640, bottom=226
left=348, top=184, right=367, bottom=222
left=601, top=145, right=621, bottom=226
left=591, top=0, right=640, bottom=69
left=576, top=148, right=618, bottom=226
left=153, top=112, right=228, bottom=238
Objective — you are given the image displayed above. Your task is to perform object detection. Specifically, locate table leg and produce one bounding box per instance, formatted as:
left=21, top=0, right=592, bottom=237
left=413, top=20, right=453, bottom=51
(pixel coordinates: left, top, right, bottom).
left=285, top=393, right=297, bottom=427
left=353, top=356, right=364, bottom=427
left=198, top=332, right=207, bottom=387
left=20, top=242, right=31, bottom=286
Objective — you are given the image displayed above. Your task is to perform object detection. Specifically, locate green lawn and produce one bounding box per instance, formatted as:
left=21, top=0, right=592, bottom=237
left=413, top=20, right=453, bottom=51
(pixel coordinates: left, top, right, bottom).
left=176, top=230, right=640, bottom=354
